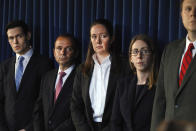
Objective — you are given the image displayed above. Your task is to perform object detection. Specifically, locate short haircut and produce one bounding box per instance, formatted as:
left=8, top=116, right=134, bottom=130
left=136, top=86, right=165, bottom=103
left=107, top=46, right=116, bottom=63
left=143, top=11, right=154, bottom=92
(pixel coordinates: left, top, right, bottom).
left=5, top=20, right=29, bottom=36
left=54, top=34, right=80, bottom=64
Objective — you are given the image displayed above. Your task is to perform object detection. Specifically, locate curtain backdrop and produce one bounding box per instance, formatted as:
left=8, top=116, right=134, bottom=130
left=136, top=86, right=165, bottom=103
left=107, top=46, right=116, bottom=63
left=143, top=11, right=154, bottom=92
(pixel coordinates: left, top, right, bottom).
left=0, top=0, right=186, bottom=62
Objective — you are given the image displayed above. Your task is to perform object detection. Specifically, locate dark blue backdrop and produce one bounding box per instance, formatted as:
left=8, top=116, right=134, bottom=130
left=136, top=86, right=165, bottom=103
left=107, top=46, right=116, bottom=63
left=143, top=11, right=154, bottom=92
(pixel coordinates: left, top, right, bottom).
left=0, top=0, right=186, bottom=62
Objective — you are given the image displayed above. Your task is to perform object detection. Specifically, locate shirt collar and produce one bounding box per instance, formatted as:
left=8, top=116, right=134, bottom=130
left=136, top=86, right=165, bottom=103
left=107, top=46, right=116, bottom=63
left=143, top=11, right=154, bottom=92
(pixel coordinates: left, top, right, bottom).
left=186, top=35, right=196, bottom=50
left=57, top=64, right=75, bottom=75
left=16, top=48, right=33, bottom=62
left=92, top=54, right=111, bottom=65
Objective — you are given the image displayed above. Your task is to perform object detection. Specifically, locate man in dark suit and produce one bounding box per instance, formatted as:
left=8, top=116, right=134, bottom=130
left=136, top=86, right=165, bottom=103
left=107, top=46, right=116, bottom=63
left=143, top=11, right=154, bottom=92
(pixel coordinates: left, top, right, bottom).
left=0, top=20, right=54, bottom=131
left=151, top=0, right=196, bottom=131
left=33, top=34, right=79, bottom=131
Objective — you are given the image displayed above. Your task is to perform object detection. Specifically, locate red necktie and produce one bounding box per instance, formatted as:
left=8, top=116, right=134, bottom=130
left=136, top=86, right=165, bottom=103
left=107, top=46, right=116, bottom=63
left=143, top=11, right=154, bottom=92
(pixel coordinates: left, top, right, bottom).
left=54, top=72, right=66, bottom=102
left=179, top=43, right=194, bottom=87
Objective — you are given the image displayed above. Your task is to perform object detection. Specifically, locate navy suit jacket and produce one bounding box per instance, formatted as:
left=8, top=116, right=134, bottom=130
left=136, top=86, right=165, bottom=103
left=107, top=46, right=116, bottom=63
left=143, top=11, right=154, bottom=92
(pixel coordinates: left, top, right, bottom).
left=33, top=67, right=76, bottom=131
left=0, top=52, right=54, bottom=131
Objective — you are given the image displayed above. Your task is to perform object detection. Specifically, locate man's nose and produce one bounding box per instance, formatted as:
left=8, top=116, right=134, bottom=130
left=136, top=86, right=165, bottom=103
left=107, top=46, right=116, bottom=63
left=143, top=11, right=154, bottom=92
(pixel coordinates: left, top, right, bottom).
left=13, top=37, right=18, bottom=44
left=60, top=48, right=67, bottom=55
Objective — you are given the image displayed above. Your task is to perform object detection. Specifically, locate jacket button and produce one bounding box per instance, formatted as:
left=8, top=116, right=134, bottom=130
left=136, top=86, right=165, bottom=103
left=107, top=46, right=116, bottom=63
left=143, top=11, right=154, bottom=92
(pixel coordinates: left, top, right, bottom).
left=48, top=120, right=52, bottom=125
left=175, top=105, right=179, bottom=108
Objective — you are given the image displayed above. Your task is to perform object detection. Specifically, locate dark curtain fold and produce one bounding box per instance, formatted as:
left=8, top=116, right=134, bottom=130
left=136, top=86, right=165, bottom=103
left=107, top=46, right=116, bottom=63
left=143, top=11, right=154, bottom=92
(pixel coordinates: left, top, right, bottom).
left=0, top=0, right=186, bottom=62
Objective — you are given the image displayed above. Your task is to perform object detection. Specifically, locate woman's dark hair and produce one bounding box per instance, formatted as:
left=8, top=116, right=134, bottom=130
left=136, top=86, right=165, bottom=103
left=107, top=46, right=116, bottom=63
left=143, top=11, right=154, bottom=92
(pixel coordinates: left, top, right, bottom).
left=82, top=19, right=114, bottom=76
left=128, top=34, right=159, bottom=89
left=180, top=0, right=184, bottom=11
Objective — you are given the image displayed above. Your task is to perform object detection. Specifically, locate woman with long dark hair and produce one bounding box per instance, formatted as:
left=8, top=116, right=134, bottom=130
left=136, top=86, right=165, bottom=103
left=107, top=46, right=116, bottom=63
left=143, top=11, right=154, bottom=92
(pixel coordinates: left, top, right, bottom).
left=71, top=19, right=130, bottom=131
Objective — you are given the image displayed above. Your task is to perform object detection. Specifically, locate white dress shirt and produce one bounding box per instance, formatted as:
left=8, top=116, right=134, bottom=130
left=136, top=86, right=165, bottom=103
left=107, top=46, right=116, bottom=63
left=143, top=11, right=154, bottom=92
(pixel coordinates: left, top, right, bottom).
left=89, top=54, right=111, bottom=122
left=55, top=65, right=75, bottom=89
left=15, top=48, right=33, bottom=75
left=179, top=35, right=196, bottom=74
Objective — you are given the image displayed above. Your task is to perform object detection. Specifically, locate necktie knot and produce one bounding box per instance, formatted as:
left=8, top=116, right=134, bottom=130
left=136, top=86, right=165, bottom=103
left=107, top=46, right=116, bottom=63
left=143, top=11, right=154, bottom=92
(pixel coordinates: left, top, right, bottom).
left=59, top=71, right=66, bottom=78
left=188, top=43, right=194, bottom=51
left=18, top=56, right=24, bottom=63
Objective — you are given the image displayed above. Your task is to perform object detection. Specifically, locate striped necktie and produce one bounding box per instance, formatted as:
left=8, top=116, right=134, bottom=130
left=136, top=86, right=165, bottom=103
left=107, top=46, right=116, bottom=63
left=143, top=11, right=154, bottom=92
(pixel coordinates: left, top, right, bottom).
left=179, top=43, right=194, bottom=87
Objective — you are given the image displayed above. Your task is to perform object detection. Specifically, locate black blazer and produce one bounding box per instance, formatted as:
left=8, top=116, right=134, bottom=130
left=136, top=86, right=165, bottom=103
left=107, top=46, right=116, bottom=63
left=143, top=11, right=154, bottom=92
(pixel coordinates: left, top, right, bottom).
left=111, top=75, right=156, bottom=131
left=71, top=55, right=131, bottom=131
left=33, top=67, right=76, bottom=131
left=0, top=52, right=54, bottom=131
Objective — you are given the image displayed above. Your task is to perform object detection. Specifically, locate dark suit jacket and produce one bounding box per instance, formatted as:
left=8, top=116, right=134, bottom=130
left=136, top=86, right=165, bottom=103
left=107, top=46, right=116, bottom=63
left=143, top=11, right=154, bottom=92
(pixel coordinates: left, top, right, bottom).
left=71, top=55, right=131, bottom=131
left=111, top=75, right=155, bottom=131
left=151, top=39, right=196, bottom=131
left=0, top=52, right=54, bottom=131
left=33, top=67, right=76, bottom=131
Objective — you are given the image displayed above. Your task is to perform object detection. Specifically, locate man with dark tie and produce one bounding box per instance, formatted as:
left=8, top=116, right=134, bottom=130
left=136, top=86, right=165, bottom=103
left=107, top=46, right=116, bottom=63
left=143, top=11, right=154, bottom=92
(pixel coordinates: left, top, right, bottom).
left=0, top=20, right=54, bottom=131
left=151, top=0, right=196, bottom=131
left=33, top=34, right=79, bottom=131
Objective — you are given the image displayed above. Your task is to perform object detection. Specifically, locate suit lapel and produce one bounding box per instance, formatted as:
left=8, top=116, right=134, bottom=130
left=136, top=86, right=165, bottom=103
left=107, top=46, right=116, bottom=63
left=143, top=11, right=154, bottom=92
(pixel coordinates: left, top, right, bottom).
left=104, top=56, right=118, bottom=110
left=169, top=40, right=186, bottom=96
left=48, top=69, right=58, bottom=111
left=121, top=76, right=136, bottom=126
left=127, top=76, right=137, bottom=117
left=83, top=66, right=94, bottom=123
left=9, top=56, right=18, bottom=97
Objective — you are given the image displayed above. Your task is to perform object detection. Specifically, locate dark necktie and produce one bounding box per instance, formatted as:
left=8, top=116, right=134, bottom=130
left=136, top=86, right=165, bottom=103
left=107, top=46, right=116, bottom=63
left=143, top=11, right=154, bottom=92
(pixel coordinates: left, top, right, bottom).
left=179, top=43, right=194, bottom=87
left=15, top=56, right=24, bottom=91
left=54, top=71, right=66, bottom=102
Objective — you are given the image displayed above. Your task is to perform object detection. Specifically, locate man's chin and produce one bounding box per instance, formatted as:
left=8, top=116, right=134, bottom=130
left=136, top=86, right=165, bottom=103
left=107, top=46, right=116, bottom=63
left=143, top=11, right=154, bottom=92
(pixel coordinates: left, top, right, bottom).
left=13, top=50, right=22, bottom=54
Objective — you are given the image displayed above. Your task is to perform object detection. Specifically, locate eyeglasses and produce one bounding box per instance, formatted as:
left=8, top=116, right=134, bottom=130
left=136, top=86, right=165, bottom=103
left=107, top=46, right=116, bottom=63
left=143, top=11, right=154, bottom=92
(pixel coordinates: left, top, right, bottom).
left=130, top=49, right=152, bottom=56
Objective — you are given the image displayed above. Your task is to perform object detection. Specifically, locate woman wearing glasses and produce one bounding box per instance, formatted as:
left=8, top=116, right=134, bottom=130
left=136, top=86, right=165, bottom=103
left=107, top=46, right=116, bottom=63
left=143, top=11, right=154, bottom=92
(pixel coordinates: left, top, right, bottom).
left=71, top=19, right=130, bottom=131
left=111, top=34, right=159, bottom=131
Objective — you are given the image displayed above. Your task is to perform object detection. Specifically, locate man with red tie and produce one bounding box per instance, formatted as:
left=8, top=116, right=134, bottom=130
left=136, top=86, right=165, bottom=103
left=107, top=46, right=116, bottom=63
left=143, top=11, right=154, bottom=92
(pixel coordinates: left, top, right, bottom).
left=151, top=0, right=196, bottom=131
left=33, top=34, right=79, bottom=131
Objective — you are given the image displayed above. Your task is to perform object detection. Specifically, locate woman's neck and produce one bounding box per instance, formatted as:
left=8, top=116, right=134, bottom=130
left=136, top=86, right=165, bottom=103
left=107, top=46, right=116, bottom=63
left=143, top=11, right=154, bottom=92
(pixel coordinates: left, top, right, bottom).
left=96, top=53, right=110, bottom=64
left=136, top=71, right=150, bottom=85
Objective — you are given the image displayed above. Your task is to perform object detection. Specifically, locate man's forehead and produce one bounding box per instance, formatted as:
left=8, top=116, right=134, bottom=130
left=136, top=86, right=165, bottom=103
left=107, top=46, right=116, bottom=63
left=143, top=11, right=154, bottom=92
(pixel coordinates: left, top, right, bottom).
left=7, top=27, right=23, bottom=36
left=56, top=36, right=71, bottom=42
left=55, top=37, right=73, bottom=46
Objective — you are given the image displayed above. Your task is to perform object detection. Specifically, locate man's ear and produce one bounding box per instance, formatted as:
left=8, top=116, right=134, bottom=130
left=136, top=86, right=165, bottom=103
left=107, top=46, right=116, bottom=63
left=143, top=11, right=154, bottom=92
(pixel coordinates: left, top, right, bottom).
left=27, top=32, right=31, bottom=41
left=111, top=36, right=115, bottom=43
